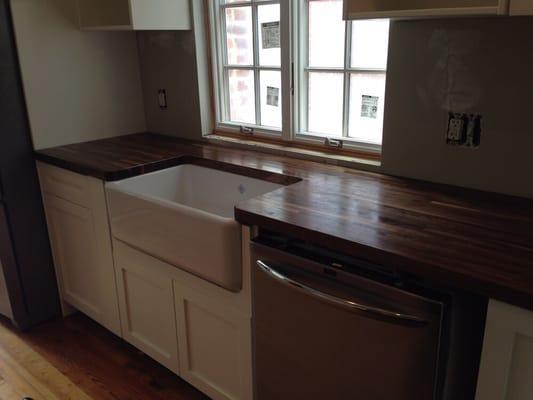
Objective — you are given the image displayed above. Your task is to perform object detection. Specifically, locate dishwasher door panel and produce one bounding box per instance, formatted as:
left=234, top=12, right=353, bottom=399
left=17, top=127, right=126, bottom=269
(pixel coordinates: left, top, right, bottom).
left=252, top=245, right=444, bottom=400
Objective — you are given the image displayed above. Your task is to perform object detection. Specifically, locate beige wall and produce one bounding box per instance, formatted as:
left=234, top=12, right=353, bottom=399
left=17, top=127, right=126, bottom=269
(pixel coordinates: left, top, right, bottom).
left=137, top=30, right=203, bottom=141
left=11, top=0, right=146, bottom=150
left=381, top=17, right=533, bottom=199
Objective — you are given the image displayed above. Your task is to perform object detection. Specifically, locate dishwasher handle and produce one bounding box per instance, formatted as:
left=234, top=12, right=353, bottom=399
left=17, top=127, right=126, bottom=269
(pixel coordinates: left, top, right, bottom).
left=257, top=260, right=427, bottom=325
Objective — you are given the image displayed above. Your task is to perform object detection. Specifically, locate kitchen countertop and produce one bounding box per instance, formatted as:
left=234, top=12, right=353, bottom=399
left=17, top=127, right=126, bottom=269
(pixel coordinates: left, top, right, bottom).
left=35, top=132, right=533, bottom=310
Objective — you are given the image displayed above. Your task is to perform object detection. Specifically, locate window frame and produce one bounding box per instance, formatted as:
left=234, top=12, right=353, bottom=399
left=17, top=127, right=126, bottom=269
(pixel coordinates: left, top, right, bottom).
left=208, top=0, right=387, bottom=156
left=209, top=0, right=290, bottom=140
left=293, top=0, right=386, bottom=154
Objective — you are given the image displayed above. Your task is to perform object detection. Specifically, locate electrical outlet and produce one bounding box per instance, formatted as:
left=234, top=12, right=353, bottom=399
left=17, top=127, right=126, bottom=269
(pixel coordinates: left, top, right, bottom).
left=446, top=112, right=482, bottom=148
left=447, top=113, right=466, bottom=144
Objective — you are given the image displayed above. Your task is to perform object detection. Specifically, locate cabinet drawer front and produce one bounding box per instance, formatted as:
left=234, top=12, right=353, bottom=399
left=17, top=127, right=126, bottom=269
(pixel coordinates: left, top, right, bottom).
left=37, top=162, right=90, bottom=207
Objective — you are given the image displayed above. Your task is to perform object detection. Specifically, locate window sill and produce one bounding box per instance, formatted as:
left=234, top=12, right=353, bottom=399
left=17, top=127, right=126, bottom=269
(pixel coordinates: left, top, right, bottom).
left=204, top=133, right=381, bottom=172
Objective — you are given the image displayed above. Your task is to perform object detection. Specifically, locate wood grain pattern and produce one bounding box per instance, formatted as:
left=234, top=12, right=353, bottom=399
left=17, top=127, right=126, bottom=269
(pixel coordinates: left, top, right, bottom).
left=35, top=133, right=533, bottom=310
left=0, top=313, right=209, bottom=400
left=0, top=315, right=93, bottom=400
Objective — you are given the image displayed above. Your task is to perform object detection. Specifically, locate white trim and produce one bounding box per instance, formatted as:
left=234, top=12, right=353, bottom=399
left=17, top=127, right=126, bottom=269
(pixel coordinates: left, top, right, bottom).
left=344, top=6, right=507, bottom=20
left=342, top=20, right=352, bottom=138
left=251, top=3, right=261, bottom=125
left=295, top=132, right=382, bottom=154
left=280, top=0, right=292, bottom=141
left=210, top=0, right=283, bottom=136
left=206, top=134, right=382, bottom=171
left=208, top=1, right=224, bottom=126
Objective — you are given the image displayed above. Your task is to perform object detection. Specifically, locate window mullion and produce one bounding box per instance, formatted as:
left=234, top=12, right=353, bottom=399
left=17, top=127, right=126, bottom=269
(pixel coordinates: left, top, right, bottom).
left=218, top=2, right=230, bottom=122
left=280, top=0, right=292, bottom=141
left=342, top=21, right=352, bottom=139
left=252, top=3, right=261, bottom=126
left=302, top=0, right=310, bottom=136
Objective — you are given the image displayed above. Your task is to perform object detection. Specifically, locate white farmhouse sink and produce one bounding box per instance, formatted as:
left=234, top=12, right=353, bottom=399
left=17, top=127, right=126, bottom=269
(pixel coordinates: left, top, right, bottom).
left=105, top=164, right=283, bottom=291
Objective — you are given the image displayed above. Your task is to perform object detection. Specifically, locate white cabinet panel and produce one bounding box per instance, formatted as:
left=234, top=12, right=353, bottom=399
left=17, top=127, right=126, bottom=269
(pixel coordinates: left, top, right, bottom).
left=38, top=162, right=121, bottom=336
left=509, top=0, right=533, bottom=14
left=0, top=258, right=12, bottom=319
left=343, top=0, right=509, bottom=19
left=476, top=300, right=533, bottom=400
left=44, top=195, right=99, bottom=313
left=113, top=241, right=179, bottom=373
left=112, top=237, right=253, bottom=397
left=130, top=0, right=190, bottom=30
left=175, top=280, right=253, bottom=400
left=38, top=163, right=91, bottom=207
left=77, top=0, right=191, bottom=30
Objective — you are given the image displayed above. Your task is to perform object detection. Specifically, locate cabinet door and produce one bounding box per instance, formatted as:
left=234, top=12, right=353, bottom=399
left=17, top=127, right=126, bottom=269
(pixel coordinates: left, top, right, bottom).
left=476, top=300, right=533, bottom=400
left=509, top=0, right=533, bottom=14
left=43, top=194, right=119, bottom=334
left=174, top=281, right=253, bottom=400
left=114, top=242, right=179, bottom=373
left=344, top=0, right=507, bottom=18
left=129, top=0, right=190, bottom=30
left=77, top=0, right=191, bottom=30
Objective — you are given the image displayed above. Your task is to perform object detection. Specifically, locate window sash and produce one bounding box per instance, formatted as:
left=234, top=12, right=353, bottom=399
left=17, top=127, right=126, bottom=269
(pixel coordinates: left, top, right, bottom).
left=209, top=0, right=386, bottom=154
left=211, top=0, right=286, bottom=138
left=294, top=1, right=386, bottom=151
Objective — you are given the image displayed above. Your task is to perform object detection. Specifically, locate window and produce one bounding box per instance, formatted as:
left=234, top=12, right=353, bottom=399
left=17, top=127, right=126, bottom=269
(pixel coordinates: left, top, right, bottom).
left=209, top=0, right=390, bottom=154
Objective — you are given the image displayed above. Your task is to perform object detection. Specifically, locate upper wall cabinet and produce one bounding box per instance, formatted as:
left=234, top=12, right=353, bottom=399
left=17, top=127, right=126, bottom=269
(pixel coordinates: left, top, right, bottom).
left=343, top=0, right=510, bottom=19
left=77, top=0, right=191, bottom=31
left=509, top=0, right=533, bottom=14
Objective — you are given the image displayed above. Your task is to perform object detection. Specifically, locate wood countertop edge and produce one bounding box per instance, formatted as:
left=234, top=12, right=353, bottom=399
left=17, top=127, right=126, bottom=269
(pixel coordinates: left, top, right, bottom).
left=33, top=133, right=533, bottom=311
left=34, top=151, right=302, bottom=185
left=234, top=208, right=533, bottom=310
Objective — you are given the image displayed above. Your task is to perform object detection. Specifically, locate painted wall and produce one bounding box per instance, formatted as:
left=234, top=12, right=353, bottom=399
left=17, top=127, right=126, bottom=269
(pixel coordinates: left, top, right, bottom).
left=137, top=30, right=202, bottom=141
left=137, top=0, right=212, bottom=141
left=11, top=0, right=146, bottom=150
left=381, top=17, right=533, bottom=199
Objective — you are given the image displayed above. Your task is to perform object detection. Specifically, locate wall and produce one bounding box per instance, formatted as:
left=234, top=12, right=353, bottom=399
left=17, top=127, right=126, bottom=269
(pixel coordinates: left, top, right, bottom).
left=11, top=0, right=146, bottom=150
left=137, top=0, right=213, bottom=141
left=381, top=17, right=533, bottom=199
left=137, top=30, right=202, bottom=141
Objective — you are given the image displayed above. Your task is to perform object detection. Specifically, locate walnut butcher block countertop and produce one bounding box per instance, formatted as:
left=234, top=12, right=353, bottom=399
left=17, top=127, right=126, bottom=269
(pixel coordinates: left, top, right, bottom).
left=35, top=133, right=533, bottom=310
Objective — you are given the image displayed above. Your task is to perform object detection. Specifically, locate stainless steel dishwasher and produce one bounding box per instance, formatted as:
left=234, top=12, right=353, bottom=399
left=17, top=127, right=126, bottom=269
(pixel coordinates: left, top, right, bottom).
left=251, top=230, right=486, bottom=400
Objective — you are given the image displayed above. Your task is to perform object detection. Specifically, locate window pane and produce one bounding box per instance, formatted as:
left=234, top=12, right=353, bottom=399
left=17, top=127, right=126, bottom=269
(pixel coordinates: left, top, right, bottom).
left=259, top=70, right=282, bottom=129
left=258, top=4, right=281, bottom=67
left=225, top=7, right=253, bottom=65
left=308, top=72, right=343, bottom=136
left=308, top=0, right=345, bottom=68
left=224, top=0, right=249, bottom=3
left=351, top=20, right=390, bottom=69
left=348, top=73, right=386, bottom=144
left=228, top=69, right=255, bottom=124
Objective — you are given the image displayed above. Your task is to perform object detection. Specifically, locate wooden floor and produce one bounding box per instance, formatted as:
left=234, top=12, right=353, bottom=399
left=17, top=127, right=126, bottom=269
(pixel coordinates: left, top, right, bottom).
left=0, top=313, right=209, bottom=399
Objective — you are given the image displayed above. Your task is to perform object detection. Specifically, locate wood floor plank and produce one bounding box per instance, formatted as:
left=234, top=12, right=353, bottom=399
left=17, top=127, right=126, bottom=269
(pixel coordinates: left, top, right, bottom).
left=0, top=313, right=209, bottom=400
left=0, top=316, right=93, bottom=400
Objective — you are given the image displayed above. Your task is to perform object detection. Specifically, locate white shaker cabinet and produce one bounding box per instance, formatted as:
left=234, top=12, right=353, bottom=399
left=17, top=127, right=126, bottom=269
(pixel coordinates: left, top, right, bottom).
left=111, top=229, right=253, bottom=400
left=173, top=226, right=253, bottom=400
left=113, top=240, right=180, bottom=373
left=174, top=281, right=253, bottom=400
left=476, top=299, right=533, bottom=400
left=343, top=0, right=509, bottom=19
left=37, top=162, right=121, bottom=336
left=77, top=0, right=191, bottom=30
